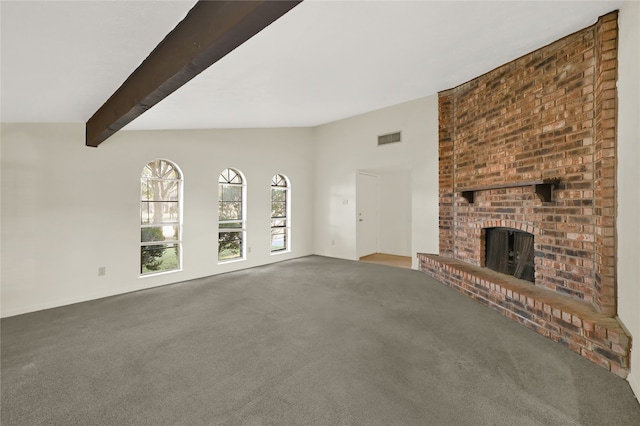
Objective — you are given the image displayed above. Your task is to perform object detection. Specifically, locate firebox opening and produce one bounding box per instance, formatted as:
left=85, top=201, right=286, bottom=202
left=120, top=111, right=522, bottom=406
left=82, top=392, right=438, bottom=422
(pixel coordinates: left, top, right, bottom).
left=485, top=228, right=535, bottom=282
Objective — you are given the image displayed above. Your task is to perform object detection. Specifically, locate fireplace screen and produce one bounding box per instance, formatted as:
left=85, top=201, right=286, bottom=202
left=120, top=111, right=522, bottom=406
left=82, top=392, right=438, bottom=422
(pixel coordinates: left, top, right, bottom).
left=485, top=228, right=535, bottom=282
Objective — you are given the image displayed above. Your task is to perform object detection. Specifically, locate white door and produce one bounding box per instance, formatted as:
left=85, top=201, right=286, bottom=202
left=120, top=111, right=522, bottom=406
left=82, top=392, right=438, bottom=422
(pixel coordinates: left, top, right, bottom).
left=356, top=172, right=378, bottom=258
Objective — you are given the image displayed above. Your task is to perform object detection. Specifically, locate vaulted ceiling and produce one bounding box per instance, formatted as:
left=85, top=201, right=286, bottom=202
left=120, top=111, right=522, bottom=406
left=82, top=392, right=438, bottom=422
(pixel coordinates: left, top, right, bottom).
left=1, top=0, right=623, bottom=132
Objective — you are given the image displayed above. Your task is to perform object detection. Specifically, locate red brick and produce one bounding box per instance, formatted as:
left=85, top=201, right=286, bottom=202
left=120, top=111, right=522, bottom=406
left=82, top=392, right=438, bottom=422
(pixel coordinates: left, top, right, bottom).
left=430, top=11, right=623, bottom=378
left=582, top=348, right=611, bottom=370
left=611, top=342, right=628, bottom=356
left=611, top=363, right=629, bottom=379
left=572, top=315, right=582, bottom=328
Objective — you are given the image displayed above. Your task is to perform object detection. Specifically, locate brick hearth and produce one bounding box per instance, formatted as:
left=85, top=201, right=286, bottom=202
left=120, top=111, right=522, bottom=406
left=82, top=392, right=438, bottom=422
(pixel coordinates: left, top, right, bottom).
left=420, top=11, right=631, bottom=376
left=418, top=253, right=630, bottom=377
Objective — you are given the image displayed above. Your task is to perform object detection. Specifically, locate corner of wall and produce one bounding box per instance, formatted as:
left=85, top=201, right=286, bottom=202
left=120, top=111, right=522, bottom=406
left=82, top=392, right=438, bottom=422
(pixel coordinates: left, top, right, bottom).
left=617, top=0, right=640, bottom=398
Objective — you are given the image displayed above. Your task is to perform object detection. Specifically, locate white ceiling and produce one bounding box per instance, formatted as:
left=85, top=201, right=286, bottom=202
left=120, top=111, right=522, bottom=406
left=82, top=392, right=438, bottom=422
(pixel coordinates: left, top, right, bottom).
left=1, top=0, right=623, bottom=130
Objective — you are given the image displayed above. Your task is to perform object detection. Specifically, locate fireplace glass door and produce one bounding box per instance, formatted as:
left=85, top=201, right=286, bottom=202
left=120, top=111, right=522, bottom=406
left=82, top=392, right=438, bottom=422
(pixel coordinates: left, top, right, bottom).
left=485, top=228, right=535, bottom=282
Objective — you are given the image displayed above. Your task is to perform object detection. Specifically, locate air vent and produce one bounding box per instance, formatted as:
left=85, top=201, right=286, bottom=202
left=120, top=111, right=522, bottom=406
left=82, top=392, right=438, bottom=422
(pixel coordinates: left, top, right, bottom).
left=378, top=131, right=401, bottom=146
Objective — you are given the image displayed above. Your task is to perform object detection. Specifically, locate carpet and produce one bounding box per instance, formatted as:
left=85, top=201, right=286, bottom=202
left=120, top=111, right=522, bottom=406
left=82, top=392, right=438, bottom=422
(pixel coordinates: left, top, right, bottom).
left=2, top=255, right=639, bottom=425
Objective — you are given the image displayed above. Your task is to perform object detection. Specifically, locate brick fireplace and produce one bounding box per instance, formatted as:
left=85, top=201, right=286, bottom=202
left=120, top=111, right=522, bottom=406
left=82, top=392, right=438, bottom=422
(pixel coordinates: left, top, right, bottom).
left=418, top=11, right=631, bottom=377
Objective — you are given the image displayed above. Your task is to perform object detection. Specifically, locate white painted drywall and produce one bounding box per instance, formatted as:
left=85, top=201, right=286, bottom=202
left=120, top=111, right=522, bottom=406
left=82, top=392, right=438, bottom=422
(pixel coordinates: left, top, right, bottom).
left=312, top=95, right=439, bottom=266
left=378, top=170, right=412, bottom=257
left=0, top=124, right=315, bottom=317
left=616, top=0, right=640, bottom=399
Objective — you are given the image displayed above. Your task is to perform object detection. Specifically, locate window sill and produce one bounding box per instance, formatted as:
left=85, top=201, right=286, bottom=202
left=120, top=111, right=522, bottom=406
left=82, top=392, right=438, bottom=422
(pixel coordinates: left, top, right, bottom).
left=218, top=257, right=246, bottom=265
left=139, top=268, right=182, bottom=279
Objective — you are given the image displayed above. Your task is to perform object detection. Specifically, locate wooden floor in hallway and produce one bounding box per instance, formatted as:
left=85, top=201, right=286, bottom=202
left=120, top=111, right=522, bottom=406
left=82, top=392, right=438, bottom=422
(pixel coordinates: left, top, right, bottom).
left=359, top=253, right=412, bottom=269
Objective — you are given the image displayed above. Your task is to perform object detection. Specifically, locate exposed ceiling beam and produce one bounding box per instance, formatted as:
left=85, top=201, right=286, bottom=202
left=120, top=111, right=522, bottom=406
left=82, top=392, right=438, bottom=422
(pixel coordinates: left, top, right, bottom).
left=85, top=0, right=302, bottom=147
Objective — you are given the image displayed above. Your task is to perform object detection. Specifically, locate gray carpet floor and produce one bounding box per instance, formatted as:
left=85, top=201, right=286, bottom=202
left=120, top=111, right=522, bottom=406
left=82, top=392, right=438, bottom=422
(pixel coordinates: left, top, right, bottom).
left=2, top=255, right=639, bottom=425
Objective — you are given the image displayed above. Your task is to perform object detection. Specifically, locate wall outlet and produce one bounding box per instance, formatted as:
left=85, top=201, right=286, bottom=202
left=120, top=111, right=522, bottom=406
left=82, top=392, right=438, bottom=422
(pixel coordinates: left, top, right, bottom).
left=98, top=266, right=106, bottom=276
left=247, top=247, right=252, bottom=253
left=331, top=239, right=335, bottom=246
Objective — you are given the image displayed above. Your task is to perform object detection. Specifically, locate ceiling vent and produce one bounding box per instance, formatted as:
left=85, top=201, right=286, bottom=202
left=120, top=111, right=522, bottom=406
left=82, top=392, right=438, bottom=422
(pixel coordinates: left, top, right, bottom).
left=378, top=131, right=401, bottom=146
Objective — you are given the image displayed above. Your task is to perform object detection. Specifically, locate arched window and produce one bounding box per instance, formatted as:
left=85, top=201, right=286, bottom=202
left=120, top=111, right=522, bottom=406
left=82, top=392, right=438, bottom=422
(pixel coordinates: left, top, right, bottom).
left=140, top=159, right=182, bottom=275
left=271, top=174, right=290, bottom=253
left=218, top=168, right=246, bottom=261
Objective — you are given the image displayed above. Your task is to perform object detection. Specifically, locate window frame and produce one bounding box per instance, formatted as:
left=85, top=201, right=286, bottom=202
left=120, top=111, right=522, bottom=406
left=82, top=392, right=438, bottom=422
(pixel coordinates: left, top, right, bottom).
left=218, top=168, right=246, bottom=263
left=140, top=159, right=183, bottom=276
left=270, top=174, right=291, bottom=254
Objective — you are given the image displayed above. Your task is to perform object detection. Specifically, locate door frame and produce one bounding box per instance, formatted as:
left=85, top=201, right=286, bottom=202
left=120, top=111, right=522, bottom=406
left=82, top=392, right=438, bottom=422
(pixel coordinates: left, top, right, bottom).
left=356, top=171, right=379, bottom=258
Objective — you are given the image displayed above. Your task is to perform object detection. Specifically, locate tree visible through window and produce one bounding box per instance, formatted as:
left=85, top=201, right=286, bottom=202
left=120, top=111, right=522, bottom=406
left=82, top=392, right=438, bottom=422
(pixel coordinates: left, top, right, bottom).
left=271, top=174, right=290, bottom=252
left=218, top=168, right=245, bottom=261
left=140, top=159, right=182, bottom=275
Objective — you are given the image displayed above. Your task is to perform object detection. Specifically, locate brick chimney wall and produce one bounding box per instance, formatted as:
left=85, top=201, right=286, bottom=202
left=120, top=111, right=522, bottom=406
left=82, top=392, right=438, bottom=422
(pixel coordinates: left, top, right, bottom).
left=437, top=12, right=618, bottom=315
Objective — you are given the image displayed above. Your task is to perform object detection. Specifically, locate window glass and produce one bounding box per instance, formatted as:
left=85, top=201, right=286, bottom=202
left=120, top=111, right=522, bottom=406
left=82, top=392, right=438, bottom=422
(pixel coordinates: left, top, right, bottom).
left=140, top=159, right=182, bottom=275
left=218, top=168, right=245, bottom=262
left=271, top=174, right=290, bottom=253
left=218, top=232, right=243, bottom=261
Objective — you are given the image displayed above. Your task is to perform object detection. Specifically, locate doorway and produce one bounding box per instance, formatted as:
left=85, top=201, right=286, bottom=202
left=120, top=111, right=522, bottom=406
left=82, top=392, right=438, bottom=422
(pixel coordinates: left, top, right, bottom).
left=356, top=172, right=378, bottom=258
left=356, top=168, right=413, bottom=266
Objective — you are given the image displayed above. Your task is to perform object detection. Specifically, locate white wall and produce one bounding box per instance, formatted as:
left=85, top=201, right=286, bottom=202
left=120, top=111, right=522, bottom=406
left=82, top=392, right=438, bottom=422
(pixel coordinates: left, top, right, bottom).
left=0, top=124, right=315, bottom=317
left=378, top=170, right=412, bottom=257
left=617, top=0, right=640, bottom=399
left=312, top=95, right=439, bottom=267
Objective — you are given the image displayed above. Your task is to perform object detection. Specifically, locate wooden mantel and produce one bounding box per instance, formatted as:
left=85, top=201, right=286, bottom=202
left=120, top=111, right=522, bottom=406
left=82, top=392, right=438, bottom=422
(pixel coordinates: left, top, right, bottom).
left=459, top=179, right=560, bottom=204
